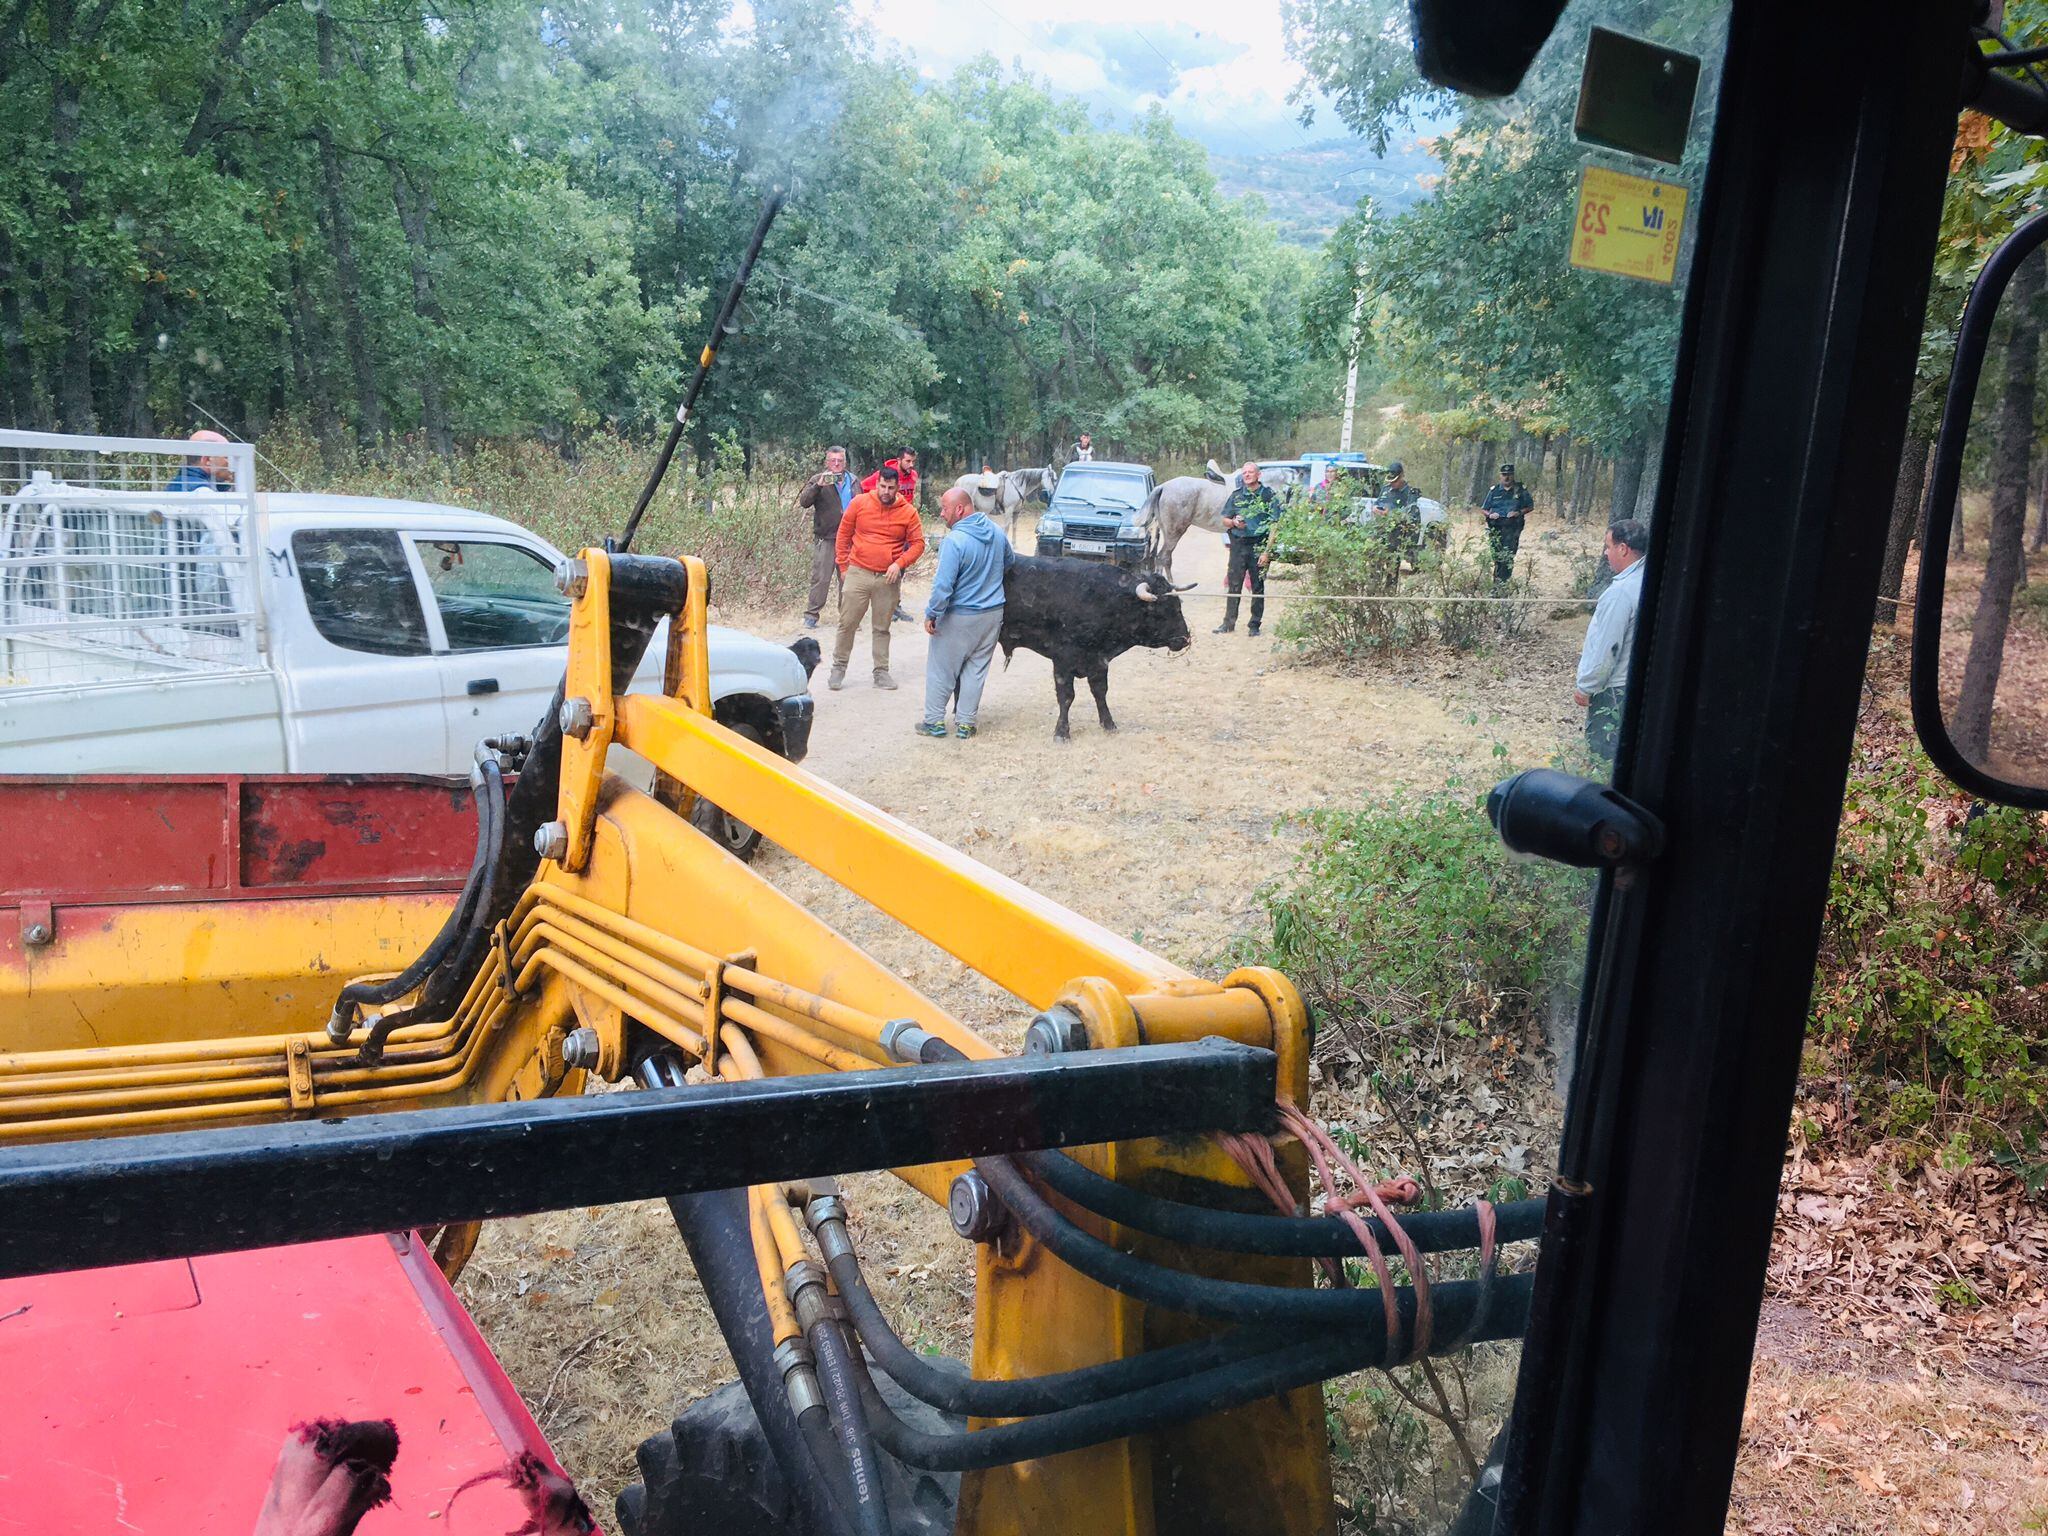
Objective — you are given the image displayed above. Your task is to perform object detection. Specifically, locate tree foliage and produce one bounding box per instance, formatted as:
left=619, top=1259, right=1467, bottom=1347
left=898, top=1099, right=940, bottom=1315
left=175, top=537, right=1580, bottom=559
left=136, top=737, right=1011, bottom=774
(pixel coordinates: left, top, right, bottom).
left=1288, top=1, right=1724, bottom=465
left=0, top=0, right=1334, bottom=463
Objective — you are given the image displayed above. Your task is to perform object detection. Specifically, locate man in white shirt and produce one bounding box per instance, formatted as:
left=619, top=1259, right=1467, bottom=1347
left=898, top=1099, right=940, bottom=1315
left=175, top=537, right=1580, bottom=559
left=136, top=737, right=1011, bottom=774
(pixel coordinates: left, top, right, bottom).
left=1575, top=518, right=1649, bottom=759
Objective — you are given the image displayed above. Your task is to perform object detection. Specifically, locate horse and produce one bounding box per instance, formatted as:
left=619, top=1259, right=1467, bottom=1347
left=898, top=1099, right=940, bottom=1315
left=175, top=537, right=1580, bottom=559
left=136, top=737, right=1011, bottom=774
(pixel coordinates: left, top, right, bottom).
left=951, top=466, right=1055, bottom=541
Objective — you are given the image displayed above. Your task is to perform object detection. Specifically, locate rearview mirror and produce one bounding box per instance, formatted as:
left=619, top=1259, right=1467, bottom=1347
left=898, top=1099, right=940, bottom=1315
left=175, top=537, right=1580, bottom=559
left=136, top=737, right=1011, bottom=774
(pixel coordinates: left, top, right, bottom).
left=1913, top=211, right=2048, bottom=807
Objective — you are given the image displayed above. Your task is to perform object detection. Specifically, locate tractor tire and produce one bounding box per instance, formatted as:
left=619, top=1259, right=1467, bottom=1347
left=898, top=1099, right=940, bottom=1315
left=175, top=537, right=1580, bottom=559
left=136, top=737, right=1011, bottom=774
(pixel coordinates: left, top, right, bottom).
left=689, top=721, right=768, bottom=862
left=617, top=1376, right=962, bottom=1536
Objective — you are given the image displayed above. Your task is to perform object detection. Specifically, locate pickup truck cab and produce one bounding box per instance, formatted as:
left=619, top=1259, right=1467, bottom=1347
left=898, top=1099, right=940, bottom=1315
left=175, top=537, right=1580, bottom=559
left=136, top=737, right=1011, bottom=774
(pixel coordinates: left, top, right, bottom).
left=0, top=432, right=815, bottom=855
left=1034, top=460, right=1155, bottom=566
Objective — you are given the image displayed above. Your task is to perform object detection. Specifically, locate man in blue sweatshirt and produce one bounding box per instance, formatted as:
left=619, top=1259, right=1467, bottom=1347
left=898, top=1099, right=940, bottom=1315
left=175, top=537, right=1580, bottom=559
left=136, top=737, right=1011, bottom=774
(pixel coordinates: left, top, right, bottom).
left=917, top=487, right=1015, bottom=739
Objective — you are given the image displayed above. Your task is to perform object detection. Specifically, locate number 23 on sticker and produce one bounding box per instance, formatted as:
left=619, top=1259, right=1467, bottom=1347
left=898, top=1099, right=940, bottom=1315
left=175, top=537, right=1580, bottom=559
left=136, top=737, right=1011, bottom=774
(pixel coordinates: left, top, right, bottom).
left=1570, top=164, right=1689, bottom=286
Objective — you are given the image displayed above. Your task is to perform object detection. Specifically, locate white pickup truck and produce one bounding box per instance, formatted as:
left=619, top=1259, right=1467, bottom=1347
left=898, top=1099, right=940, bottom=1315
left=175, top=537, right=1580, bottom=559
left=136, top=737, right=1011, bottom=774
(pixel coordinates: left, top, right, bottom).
left=0, top=430, right=817, bottom=856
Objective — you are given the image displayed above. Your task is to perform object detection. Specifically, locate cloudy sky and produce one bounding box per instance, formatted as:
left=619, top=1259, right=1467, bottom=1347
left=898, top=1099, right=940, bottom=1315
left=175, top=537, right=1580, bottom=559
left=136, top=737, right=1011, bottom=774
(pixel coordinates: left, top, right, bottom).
left=854, top=0, right=1337, bottom=154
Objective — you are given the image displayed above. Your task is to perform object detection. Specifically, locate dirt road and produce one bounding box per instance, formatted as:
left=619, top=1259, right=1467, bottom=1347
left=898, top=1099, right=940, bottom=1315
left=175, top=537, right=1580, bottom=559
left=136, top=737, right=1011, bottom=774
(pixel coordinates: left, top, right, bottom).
left=459, top=509, right=1598, bottom=1515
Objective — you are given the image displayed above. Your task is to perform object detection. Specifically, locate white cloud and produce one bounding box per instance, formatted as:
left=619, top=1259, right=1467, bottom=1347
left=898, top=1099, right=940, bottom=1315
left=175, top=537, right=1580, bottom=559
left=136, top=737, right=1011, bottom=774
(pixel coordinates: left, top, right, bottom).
left=857, top=0, right=1334, bottom=153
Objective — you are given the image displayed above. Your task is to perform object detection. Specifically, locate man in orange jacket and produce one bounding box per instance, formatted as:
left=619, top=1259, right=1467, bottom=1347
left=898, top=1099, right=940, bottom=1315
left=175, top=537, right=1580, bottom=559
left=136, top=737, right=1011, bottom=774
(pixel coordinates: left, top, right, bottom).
left=831, top=464, right=926, bottom=691
left=860, top=448, right=921, bottom=622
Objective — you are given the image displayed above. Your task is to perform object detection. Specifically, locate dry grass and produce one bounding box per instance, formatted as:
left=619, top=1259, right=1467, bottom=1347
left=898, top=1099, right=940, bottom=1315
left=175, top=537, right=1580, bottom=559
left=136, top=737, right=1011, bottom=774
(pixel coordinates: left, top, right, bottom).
left=1732, top=1318, right=2048, bottom=1535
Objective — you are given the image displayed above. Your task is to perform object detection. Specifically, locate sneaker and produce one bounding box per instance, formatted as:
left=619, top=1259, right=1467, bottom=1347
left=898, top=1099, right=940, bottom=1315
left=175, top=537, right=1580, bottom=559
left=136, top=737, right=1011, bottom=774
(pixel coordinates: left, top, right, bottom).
left=913, top=720, right=948, bottom=738
left=1212, top=623, right=1234, bottom=634
left=802, top=615, right=819, bottom=629
left=873, top=671, right=898, bottom=691
left=955, top=723, right=976, bottom=739
left=828, top=665, right=846, bottom=691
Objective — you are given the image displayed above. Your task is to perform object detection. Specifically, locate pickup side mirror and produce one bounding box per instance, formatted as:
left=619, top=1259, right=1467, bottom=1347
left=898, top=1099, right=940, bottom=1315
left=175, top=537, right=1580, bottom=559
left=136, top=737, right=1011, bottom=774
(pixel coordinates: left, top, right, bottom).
left=1913, top=210, right=2048, bottom=808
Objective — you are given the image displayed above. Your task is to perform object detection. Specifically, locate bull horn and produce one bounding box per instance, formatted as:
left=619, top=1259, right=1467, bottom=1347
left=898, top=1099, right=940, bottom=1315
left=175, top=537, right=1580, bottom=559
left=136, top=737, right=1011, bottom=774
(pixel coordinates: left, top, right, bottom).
left=1134, top=583, right=1160, bottom=602
left=1171, top=579, right=1197, bottom=591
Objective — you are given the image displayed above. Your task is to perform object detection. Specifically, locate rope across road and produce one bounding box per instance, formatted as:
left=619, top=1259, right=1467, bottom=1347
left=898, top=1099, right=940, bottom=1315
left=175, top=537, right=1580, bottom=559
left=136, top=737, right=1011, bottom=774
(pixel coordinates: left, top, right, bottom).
left=1164, top=588, right=1599, bottom=606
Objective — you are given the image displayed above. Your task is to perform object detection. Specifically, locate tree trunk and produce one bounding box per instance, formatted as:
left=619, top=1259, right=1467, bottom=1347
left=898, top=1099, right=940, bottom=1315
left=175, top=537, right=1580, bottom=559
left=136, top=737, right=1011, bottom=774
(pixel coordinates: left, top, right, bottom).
left=49, top=2, right=95, bottom=432
left=121, top=286, right=163, bottom=436
left=1954, top=252, right=2043, bottom=762
left=1571, top=445, right=1598, bottom=524
left=390, top=167, right=452, bottom=458
left=1634, top=434, right=1662, bottom=521
left=287, top=253, right=343, bottom=466
left=315, top=8, right=386, bottom=446
left=0, top=224, right=46, bottom=429
left=1609, top=437, right=1648, bottom=522
left=2033, top=446, right=2048, bottom=551
left=1876, top=430, right=1930, bottom=622
left=1469, top=440, right=1499, bottom=505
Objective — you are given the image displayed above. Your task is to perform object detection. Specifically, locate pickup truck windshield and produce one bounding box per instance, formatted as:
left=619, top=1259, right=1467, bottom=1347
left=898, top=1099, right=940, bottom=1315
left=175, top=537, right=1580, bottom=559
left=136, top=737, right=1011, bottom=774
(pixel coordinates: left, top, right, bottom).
left=1053, top=470, right=1146, bottom=510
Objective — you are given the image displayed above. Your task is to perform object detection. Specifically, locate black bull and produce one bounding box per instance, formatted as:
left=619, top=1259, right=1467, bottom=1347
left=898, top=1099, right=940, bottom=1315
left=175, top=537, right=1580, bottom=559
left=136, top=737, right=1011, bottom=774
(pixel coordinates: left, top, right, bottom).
left=997, top=556, right=1191, bottom=739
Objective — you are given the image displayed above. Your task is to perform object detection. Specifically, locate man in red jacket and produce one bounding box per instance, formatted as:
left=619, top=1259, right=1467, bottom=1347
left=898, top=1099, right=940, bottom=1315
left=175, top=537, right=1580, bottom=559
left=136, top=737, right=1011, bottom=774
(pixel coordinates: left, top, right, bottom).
left=860, top=447, right=919, bottom=503
left=832, top=465, right=926, bottom=691
left=860, top=448, right=921, bottom=621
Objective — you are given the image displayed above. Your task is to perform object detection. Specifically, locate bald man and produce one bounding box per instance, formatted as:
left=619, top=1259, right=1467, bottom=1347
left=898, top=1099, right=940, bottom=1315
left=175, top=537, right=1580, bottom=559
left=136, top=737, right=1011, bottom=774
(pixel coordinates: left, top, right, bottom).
left=166, top=429, right=234, bottom=492
left=917, top=486, right=1015, bottom=739
left=1216, top=461, right=1279, bottom=635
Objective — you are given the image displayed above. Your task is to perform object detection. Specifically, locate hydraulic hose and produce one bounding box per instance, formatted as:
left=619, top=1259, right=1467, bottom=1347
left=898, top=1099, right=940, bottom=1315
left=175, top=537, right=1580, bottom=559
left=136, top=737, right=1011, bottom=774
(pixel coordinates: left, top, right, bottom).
left=977, top=1154, right=1500, bottom=1327
left=1020, top=1148, right=1544, bottom=1258
left=846, top=1275, right=1534, bottom=1472
left=814, top=1214, right=1290, bottom=1416
left=808, top=1306, right=892, bottom=1536
left=638, top=1053, right=850, bottom=1536
left=328, top=759, right=501, bottom=1048
left=357, top=760, right=504, bottom=1063
left=797, top=1403, right=864, bottom=1536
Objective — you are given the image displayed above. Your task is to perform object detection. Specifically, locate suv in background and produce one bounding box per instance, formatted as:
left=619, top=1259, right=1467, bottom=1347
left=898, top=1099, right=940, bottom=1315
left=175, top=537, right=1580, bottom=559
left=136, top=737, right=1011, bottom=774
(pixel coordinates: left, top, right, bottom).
left=1035, top=461, right=1155, bottom=567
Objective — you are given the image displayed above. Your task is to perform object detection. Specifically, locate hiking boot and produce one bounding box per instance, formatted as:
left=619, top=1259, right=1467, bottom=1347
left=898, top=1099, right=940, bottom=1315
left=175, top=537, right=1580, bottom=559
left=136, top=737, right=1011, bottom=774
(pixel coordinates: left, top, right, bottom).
left=913, top=720, right=948, bottom=738
left=955, top=723, right=977, bottom=739
left=828, top=664, right=846, bottom=691
left=802, top=614, right=819, bottom=629
left=873, top=671, right=898, bottom=691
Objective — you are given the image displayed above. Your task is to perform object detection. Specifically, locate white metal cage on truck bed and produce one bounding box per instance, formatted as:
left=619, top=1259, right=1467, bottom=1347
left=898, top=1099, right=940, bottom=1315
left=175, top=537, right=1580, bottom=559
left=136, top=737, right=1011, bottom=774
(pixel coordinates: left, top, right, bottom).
left=0, top=429, right=262, bottom=690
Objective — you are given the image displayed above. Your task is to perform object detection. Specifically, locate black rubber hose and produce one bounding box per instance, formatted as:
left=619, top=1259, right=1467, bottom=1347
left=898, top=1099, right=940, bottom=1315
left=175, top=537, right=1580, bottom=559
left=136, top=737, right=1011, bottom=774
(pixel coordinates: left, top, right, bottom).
left=849, top=1275, right=1534, bottom=1472
left=819, top=1223, right=1289, bottom=1416
left=640, top=1055, right=850, bottom=1536
left=442, top=554, right=687, bottom=1021
left=978, top=1154, right=1499, bottom=1326
left=809, top=1311, right=893, bottom=1536
left=797, top=1403, right=865, bottom=1536
left=331, top=763, right=496, bottom=1023
left=1020, top=1148, right=1545, bottom=1258
left=357, top=760, right=505, bottom=1063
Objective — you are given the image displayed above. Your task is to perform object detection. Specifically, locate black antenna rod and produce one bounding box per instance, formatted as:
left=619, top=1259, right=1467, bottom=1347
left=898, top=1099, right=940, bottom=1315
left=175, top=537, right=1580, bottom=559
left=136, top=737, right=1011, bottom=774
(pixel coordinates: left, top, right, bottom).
left=617, top=186, right=786, bottom=553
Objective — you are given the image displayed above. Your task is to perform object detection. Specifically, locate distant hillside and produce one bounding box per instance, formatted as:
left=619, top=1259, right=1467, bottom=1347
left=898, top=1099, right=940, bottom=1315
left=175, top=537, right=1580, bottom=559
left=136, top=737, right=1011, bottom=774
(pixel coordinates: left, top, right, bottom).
left=1212, top=136, right=1438, bottom=248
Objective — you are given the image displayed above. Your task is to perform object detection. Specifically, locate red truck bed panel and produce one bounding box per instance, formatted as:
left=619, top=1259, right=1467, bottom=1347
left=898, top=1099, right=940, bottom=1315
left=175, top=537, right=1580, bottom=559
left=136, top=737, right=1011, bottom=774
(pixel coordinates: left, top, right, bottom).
left=0, top=774, right=479, bottom=907
left=0, top=1233, right=592, bottom=1532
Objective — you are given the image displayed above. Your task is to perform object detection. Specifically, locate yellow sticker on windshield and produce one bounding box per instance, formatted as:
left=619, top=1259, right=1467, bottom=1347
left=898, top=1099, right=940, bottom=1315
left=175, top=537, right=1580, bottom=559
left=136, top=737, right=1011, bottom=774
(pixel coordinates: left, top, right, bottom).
left=1570, top=165, right=1688, bottom=285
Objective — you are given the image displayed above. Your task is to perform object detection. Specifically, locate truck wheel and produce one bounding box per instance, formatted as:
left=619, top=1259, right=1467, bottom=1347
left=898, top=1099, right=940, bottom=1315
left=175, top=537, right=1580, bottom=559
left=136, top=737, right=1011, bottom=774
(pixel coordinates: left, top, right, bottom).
left=617, top=1377, right=960, bottom=1536
left=690, top=721, right=768, bottom=861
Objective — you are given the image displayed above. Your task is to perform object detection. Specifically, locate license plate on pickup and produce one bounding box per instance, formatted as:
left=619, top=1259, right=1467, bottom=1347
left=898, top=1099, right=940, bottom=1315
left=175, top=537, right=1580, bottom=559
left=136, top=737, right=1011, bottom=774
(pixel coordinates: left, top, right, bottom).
left=1068, top=539, right=1108, bottom=554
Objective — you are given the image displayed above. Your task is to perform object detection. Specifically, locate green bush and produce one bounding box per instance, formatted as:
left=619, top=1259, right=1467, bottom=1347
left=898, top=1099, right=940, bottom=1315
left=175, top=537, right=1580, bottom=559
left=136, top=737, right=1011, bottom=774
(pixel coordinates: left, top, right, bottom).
left=1271, top=505, right=1530, bottom=664
left=258, top=424, right=809, bottom=609
left=1246, top=786, right=1591, bottom=1053
left=1812, top=739, right=2048, bottom=1159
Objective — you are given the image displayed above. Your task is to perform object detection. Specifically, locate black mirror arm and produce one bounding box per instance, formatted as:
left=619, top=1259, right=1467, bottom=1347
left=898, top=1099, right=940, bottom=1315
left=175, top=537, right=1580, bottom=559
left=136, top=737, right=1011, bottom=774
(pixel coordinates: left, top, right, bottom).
left=1911, top=203, right=2048, bottom=808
